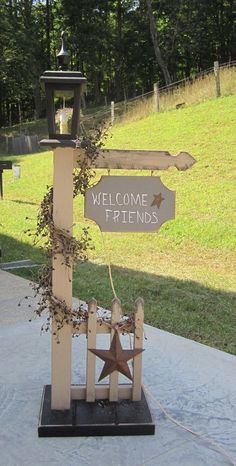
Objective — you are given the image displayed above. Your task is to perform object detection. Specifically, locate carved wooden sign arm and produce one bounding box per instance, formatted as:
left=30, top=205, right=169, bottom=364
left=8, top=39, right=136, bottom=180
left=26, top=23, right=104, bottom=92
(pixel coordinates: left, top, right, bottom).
left=74, top=148, right=196, bottom=171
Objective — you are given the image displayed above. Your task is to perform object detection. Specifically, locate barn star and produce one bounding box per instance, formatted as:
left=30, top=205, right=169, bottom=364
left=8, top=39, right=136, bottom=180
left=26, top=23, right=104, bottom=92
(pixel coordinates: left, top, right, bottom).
left=89, top=330, right=144, bottom=381
left=151, top=193, right=165, bottom=208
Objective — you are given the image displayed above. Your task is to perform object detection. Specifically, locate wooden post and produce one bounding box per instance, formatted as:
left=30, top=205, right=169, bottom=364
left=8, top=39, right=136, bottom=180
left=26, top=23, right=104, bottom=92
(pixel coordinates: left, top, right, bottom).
left=109, top=298, right=122, bottom=401
left=214, top=61, right=221, bottom=98
left=86, top=298, right=97, bottom=402
left=0, top=171, right=3, bottom=200
left=111, top=101, right=115, bottom=126
left=132, top=298, right=144, bottom=401
left=18, top=101, right=22, bottom=129
left=9, top=103, right=12, bottom=127
left=124, top=92, right=127, bottom=114
left=51, top=147, right=73, bottom=410
left=153, top=82, right=159, bottom=112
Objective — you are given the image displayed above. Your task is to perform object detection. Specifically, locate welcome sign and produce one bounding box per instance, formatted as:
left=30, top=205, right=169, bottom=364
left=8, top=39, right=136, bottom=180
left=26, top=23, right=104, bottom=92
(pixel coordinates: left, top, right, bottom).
left=85, top=176, right=175, bottom=232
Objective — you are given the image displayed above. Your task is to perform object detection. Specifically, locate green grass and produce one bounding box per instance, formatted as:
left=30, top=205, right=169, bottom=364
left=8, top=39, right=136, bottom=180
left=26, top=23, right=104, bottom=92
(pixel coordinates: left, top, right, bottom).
left=0, top=94, right=235, bottom=354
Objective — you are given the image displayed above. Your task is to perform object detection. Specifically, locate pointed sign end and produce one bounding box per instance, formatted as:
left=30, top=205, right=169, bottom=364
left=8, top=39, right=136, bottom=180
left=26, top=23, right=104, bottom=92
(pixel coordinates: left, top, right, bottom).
left=175, top=152, right=197, bottom=171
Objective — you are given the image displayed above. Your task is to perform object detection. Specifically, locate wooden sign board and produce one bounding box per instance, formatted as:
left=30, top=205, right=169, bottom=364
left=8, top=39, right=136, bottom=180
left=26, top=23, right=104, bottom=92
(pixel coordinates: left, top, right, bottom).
left=85, top=176, right=175, bottom=232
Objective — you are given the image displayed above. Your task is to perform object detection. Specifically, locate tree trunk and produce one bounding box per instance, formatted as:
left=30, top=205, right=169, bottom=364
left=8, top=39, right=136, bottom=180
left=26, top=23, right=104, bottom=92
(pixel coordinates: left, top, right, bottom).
left=33, top=81, right=42, bottom=120
left=146, top=0, right=172, bottom=86
left=115, top=0, right=123, bottom=101
left=46, top=0, right=51, bottom=69
left=94, top=74, right=100, bottom=103
left=18, top=101, right=22, bottom=129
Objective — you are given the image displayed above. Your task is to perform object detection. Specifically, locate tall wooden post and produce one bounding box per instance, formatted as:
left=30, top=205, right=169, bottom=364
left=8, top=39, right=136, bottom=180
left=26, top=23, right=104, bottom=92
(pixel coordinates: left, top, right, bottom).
left=0, top=170, right=3, bottom=199
left=214, top=61, right=221, bottom=98
left=51, top=147, right=73, bottom=409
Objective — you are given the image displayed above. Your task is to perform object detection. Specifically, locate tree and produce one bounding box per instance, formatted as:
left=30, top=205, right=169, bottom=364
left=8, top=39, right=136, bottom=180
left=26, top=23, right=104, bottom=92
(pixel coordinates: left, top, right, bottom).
left=146, top=0, right=172, bottom=85
left=0, top=0, right=236, bottom=127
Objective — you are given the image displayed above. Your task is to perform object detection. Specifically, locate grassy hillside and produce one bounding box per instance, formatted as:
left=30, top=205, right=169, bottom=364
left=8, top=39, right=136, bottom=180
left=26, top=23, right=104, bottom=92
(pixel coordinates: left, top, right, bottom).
left=106, top=95, right=236, bottom=282
left=120, top=65, right=236, bottom=124
left=0, top=94, right=235, bottom=353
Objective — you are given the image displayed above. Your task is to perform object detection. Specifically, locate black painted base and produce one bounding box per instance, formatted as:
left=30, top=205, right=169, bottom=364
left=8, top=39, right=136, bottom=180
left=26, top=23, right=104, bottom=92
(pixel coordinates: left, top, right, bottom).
left=38, top=385, right=155, bottom=437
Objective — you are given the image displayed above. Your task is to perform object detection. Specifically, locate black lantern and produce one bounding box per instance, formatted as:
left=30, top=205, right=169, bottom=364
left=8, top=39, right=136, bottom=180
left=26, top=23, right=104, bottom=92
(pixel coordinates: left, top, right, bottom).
left=40, top=32, right=86, bottom=146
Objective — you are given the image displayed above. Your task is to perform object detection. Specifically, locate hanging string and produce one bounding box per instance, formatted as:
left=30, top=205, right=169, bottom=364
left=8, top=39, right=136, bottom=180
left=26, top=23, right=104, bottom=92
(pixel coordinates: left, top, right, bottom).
left=98, top=219, right=235, bottom=466
left=100, top=230, right=118, bottom=300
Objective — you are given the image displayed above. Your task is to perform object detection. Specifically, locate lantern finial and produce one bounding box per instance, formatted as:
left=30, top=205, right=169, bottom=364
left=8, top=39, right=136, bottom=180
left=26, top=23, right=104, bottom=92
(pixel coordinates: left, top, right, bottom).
left=57, top=31, right=69, bottom=71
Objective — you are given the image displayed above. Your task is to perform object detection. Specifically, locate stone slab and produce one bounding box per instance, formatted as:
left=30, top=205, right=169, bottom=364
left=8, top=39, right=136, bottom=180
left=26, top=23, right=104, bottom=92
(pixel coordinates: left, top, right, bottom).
left=0, top=270, right=236, bottom=465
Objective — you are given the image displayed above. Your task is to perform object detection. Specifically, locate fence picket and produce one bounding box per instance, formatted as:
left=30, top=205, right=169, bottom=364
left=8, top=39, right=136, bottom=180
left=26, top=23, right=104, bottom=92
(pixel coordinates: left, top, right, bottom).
left=132, top=298, right=144, bottom=401
left=78, top=297, right=144, bottom=402
left=109, top=298, right=122, bottom=401
left=86, top=298, right=97, bottom=402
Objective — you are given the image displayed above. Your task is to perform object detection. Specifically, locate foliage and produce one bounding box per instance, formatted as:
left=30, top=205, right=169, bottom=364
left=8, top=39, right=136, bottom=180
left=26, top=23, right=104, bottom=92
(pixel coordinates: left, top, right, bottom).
left=24, top=124, right=111, bottom=339
left=0, top=0, right=235, bottom=127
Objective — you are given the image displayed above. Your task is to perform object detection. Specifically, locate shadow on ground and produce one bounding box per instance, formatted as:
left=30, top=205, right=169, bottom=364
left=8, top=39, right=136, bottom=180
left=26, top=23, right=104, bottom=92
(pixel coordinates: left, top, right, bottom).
left=0, top=232, right=235, bottom=355
left=10, top=199, right=39, bottom=206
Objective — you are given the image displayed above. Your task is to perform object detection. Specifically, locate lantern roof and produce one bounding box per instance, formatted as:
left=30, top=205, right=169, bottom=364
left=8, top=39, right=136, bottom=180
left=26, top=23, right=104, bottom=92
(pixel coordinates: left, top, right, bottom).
left=40, top=70, right=86, bottom=85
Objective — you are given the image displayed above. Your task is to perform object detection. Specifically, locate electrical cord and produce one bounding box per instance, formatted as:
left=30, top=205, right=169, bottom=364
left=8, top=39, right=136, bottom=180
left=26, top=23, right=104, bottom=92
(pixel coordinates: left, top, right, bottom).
left=142, top=383, right=236, bottom=466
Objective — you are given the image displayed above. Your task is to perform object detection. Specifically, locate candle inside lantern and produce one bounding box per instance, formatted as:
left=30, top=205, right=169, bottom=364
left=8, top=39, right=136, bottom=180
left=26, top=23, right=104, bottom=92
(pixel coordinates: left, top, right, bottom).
left=59, top=108, right=68, bottom=134
left=59, top=98, right=68, bottom=134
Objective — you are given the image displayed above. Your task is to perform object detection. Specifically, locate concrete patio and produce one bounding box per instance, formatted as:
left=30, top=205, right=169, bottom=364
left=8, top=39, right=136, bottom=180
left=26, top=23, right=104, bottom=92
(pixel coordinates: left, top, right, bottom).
left=0, top=269, right=235, bottom=466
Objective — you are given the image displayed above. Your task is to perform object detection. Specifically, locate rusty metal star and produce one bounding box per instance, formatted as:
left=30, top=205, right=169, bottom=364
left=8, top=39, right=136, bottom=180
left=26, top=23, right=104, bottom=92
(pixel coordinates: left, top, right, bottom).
left=89, top=331, right=144, bottom=381
left=151, top=192, right=165, bottom=208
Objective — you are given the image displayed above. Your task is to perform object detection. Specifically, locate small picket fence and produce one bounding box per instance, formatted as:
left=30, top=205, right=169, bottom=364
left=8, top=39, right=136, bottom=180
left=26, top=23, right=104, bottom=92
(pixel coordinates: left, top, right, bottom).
left=71, top=298, right=144, bottom=403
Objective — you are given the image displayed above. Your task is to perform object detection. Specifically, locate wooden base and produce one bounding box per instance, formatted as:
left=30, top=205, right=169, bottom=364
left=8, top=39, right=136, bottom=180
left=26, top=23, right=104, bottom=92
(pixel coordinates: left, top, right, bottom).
left=38, top=385, right=155, bottom=437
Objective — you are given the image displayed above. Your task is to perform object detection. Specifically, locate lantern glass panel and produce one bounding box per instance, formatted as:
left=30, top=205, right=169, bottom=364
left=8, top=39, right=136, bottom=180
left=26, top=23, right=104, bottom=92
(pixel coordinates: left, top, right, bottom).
left=54, top=89, right=74, bottom=135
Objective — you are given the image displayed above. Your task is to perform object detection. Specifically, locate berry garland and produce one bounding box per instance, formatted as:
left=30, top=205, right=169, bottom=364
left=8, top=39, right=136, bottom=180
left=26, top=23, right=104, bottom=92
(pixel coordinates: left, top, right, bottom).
left=26, top=125, right=135, bottom=341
